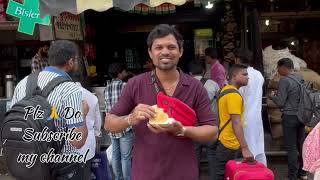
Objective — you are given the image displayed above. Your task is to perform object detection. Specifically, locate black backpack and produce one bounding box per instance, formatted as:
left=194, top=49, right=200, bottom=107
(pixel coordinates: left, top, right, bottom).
left=1, top=72, right=71, bottom=180
left=288, top=75, right=320, bottom=127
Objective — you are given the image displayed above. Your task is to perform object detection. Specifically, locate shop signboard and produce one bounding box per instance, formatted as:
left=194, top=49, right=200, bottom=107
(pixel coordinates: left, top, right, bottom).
left=53, top=12, right=83, bottom=40
left=194, top=28, right=213, bottom=57
left=5, top=0, right=50, bottom=35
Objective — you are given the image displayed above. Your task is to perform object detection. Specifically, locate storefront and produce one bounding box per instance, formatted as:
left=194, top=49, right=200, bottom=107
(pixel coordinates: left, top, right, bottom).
left=35, top=0, right=230, bottom=84
left=79, top=1, right=226, bottom=148
left=83, top=1, right=225, bottom=86
left=242, top=0, right=320, bottom=153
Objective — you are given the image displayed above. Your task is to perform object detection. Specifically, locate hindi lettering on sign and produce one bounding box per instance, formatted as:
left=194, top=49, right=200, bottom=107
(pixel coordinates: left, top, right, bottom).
left=54, top=12, right=83, bottom=40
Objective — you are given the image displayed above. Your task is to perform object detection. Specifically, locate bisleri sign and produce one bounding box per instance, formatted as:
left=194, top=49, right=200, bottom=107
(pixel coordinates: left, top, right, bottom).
left=6, top=0, right=50, bottom=35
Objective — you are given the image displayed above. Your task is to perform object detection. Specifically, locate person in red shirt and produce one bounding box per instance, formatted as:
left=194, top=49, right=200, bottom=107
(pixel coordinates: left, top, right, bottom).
left=205, top=47, right=226, bottom=88
left=105, top=24, right=218, bottom=180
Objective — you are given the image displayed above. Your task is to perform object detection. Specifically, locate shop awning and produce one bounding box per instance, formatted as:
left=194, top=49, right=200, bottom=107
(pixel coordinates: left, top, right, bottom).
left=40, top=0, right=188, bottom=17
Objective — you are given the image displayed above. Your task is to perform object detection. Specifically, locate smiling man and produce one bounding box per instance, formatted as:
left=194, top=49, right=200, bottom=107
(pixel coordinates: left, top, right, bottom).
left=105, top=24, right=218, bottom=180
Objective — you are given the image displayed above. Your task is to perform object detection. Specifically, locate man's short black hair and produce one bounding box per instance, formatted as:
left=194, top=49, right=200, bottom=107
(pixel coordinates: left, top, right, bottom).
left=233, top=48, right=253, bottom=65
left=228, top=64, right=248, bottom=80
left=204, top=47, right=218, bottom=59
left=147, top=24, right=183, bottom=51
left=108, top=63, right=125, bottom=79
left=277, top=58, right=294, bottom=69
left=48, top=40, right=78, bottom=66
left=188, top=61, right=205, bottom=75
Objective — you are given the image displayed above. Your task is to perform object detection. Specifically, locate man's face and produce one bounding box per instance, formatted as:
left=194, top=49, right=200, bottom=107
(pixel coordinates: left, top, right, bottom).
left=148, top=34, right=183, bottom=71
left=234, top=69, right=249, bottom=86
left=40, top=45, right=49, bottom=57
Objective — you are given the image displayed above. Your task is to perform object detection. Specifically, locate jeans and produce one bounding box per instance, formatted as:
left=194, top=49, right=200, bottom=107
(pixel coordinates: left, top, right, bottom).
left=194, top=141, right=216, bottom=179
left=212, top=142, right=242, bottom=180
left=282, top=114, right=306, bottom=180
left=111, top=130, right=133, bottom=180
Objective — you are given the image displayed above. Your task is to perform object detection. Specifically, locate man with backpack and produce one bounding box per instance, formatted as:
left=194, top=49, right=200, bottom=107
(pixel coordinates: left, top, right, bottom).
left=213, top=64, right=253, bottom=180
left=270, top=58, right=307, bottom=180
left=6, top=40, right=88, bottom=180
left=188, top=60, right=220, bottom=179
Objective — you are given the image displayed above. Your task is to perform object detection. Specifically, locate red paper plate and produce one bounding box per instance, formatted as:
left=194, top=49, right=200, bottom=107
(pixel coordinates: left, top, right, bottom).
left=157, top=92, right=196, bottom=126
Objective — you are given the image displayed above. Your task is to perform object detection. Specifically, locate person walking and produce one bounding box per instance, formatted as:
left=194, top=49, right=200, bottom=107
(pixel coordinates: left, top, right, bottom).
left=213, top=64, right=253, bottom=180
left=12, top=40, right=88, bottom=179
left=105, top=63, right=133, bottom=180
left=205, top=47, right=226, bottom=88
left=270, top=58, right=307, bottom=180
left=234, top=48, right=267, bottom=166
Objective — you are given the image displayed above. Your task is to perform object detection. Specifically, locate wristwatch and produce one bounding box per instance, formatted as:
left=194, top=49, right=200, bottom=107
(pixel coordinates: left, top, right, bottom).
left=176, top=126, right=186, bottom=137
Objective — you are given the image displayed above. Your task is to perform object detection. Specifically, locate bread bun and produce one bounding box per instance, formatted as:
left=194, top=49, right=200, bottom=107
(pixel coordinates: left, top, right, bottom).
left=149, top=106, right=170, bottom=125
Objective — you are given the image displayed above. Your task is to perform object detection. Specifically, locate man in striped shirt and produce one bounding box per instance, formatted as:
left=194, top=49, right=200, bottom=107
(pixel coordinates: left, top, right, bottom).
left=104, top=63, right=133, bottom=180
left=11, top=40, right=88, bottom=179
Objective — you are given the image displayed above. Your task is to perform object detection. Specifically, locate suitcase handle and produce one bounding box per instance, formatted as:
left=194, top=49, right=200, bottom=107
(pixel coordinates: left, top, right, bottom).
left=235, top=158, right=257, bottom=165
left=242, top=159, right=257, bottom=165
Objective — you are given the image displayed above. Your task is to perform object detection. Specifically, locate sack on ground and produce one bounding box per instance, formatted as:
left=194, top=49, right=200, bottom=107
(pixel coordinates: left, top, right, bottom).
left=268, top=108, right=282, bottom=123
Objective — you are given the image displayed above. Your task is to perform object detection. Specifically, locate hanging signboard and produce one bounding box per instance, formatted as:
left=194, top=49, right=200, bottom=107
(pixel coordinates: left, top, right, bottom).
left=6, top=0, right=50, bottom=35
left=53, top=12, right=83, bottom=40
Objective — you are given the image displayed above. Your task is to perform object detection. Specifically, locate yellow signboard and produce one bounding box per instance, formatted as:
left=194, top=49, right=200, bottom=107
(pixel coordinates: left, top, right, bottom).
left=194, top=28, right=213, bottom=37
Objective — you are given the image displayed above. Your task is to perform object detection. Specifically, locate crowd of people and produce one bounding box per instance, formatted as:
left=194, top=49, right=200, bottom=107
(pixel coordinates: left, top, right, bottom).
left=6, top=24, right=320, bottom=180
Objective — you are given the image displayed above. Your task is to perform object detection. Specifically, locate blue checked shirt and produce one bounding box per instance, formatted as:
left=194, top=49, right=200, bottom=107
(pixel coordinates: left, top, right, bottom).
left=105, top=79, right=131, bottom=138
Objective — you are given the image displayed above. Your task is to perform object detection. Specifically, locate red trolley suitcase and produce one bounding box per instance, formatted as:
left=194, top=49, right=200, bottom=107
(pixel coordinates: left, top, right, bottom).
left=224, top=160, right=274, bottom=180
